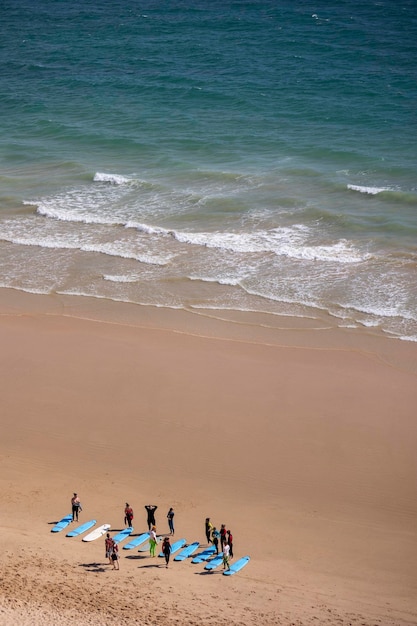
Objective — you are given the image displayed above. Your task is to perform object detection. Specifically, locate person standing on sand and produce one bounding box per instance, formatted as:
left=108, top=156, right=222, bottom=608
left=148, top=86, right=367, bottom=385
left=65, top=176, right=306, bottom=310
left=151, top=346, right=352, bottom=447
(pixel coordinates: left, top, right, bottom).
left=222, top=542, right=231, bottom=571
left=205, top=518, right=213, bottom=544
left=220, top=524, right=227, bottom=551
left=227, top=529, right=234, bottom=558
left=111, top=542, right=119, bottom=570
left=162, top=536, right=171, bottom=568
left=105, top=533, right=115, bottom=565
left=124, top=503, right=134, bottom=527
left=145, top=504, right=158, bottom=531
left=167, top=507, right=175, bottom=535
left=212, top=527, right=220, bottom=554
left=71, top=493, right=82, bottom=522
left=149, top=525, right=157, bottom=557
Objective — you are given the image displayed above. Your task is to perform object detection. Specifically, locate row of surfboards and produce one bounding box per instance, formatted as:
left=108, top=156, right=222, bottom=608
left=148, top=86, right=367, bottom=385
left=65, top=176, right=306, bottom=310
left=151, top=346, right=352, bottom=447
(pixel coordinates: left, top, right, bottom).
left=51, top=515, right=250, bottom=576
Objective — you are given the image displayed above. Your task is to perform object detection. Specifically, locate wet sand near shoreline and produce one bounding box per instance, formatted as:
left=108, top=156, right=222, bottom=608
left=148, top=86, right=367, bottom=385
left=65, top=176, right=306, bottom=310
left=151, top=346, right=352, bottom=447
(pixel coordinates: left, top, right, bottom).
left=0, top=289, right=416, bottom=625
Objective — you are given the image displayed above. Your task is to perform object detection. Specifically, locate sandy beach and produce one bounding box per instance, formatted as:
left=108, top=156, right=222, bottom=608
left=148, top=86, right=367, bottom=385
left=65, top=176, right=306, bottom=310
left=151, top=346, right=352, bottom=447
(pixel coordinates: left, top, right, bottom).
left=0, top=288, right=416, bottom=626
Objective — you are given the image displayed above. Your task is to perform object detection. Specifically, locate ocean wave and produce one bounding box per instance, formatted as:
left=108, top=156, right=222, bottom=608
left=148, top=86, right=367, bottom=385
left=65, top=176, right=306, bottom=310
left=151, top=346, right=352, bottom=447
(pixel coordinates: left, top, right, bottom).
left=0, top=232, right=171, bottom=266
left=188, top=275, right=243, bottom=287
left=54, top=289, right=184, bottom=311
left=93, top=172, right=133, bottom=185
left=347, top=184, right=417, bottom=205
left=397, top=334, right=417, bottom=343
left=126, top=221, right=172, bottom=236
left=14, top=207, right=371, bottom=264
left=173, top=227, right=369, bottom=263
left=347, top=184, right=391, bottom=195
left=36, top=202, right=127, bottom=227
left=103, top=274, right=139, bottom=283
left=331, top=300, right=417, bottom=323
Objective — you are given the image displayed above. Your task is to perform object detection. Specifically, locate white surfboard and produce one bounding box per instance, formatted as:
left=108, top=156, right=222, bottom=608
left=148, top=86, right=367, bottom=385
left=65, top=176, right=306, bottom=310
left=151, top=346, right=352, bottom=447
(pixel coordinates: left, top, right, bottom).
left=82, top=523, right=111, bottom=542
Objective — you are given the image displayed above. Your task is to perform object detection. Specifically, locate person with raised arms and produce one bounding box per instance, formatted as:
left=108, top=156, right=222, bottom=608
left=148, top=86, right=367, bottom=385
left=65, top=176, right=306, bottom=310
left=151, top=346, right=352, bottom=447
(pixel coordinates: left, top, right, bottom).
left=145, top=504, right=157, bottom=531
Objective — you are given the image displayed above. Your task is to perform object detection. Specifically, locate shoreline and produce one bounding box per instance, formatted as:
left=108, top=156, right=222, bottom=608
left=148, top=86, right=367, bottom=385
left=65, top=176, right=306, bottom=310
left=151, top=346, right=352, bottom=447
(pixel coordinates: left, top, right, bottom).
left=1, top=287, right=416, bottom=625
left=1, top=286, right=416, bottom=375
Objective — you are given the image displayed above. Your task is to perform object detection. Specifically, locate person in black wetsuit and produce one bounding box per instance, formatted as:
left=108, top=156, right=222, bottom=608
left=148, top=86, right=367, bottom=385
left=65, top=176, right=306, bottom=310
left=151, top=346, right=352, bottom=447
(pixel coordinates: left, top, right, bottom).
left=145, top=504, right=158, bottom=531
left=162, top=536, right=171, bottom=568
left=167, top=507, right=175, bottom=535
left=205, top=517, right=213, bottom=544
left=227, top=529, right=234, bottom=558
left=220, top=524, right=227, bottom=551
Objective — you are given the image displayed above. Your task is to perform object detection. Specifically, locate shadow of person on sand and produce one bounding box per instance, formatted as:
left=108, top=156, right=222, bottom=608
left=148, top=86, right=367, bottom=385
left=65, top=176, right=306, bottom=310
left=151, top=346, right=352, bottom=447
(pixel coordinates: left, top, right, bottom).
left=194, top=570, right=222, bottom=576
left=138, top=563, right=164, bottom=569
left=124, top=554, right=148, bottom=560
left=78, top=563, right=108, bottom=573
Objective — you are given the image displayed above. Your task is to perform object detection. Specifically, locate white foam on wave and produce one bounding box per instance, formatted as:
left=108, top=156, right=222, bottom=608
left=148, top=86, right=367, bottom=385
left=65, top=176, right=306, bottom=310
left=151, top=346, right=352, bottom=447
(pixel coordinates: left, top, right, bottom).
left=103, top=274, right=139, bottom=283
left=0, top=283, right=49, bottom=296
left=189, top=303, right=316, bottom=320
left=87, top=242, right=170, bottom=266
left=127, top=221, right=172, bottom=236
left=36, top=202, right=126, bottom=226
left=293, top=240, right=369, bottom=263
left=174, top=226, right=368, bottom=263
left=347, top=184, right=390, bottom=195
left=93, top=172, right=132, bottom=185
left=397, top=334, right=417, bottom=342
left=330, top=299, right=417, bottom=323
left=0, top=231, right=170, bottom=266
left=30, top=208, right=371, bottom=264
left=188, top=275, right=243, bottom=287
left=55, top=289, right=184, bottom=311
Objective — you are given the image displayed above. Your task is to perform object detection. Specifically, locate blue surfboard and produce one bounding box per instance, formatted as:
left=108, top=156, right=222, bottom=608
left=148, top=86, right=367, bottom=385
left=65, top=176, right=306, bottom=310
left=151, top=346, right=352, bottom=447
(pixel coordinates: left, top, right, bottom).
left=174, top=542, right=200, bottom=562
left=112, top=527, right=134, bottom=544
left=204, top=553, right=223, bottom=570
left=158, top=538, right=186, bottom=557
left=223, top=555, right=250, bottom=576
left=51, top=515, right=73, bottom=533
left=191, top=546, right=216, bottom=563
left=66, top=519, right=96, bottom=537
left=123, top=532, right=150, bottom=550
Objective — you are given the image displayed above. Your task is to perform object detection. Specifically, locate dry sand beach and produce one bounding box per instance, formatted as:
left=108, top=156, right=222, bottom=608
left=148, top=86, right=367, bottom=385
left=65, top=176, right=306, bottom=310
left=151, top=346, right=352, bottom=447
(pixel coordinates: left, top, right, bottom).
left=0, top=288, right=416, bottom=626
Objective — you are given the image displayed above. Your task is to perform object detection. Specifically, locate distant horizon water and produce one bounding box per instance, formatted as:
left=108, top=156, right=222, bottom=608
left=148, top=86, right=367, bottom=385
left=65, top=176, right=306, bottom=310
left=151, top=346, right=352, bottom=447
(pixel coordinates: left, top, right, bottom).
left=1, top=0, right=417, bottom=341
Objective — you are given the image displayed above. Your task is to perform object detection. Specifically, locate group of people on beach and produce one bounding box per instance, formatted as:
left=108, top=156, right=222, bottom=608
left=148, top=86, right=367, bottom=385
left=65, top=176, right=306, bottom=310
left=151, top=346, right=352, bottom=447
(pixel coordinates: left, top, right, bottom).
left=125, top=503, right=175, bottom=535
left=205, top=517, right=233, bottom=571
left=71, top=493, right=234, bottom=571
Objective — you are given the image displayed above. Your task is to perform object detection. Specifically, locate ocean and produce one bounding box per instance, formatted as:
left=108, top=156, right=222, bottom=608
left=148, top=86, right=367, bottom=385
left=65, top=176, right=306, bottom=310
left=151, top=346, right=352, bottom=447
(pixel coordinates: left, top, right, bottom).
left=1, top=0, right=417, bottom=341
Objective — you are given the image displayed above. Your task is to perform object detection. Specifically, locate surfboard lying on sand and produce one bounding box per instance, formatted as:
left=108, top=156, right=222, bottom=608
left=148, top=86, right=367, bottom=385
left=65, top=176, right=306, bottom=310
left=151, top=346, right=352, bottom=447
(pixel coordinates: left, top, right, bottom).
left=138, top=535, right=164, bottom=552
left=223, top=555, right=250, bottom=576
left=123, top=532, right=150, bottom=550
left=112, top=527, right=134, bottom=544
left=66, top=519, right=96, bottom=537
left=82, top=524, right=111, bottom=542
left=174, top=542, right=200, bottom=561
left=158, top=538, right=187, bottom=557
left=204, top=553, right=223, bottom=570
left=191, top=546, right=216, bottom=563
left=51, top=515, right=73, bottom=533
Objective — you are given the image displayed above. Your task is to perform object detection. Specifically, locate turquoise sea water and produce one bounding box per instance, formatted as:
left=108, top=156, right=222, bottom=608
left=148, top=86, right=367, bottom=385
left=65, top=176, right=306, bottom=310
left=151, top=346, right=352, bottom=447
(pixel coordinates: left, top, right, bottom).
left=1, top=0, right=417, bottom=340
